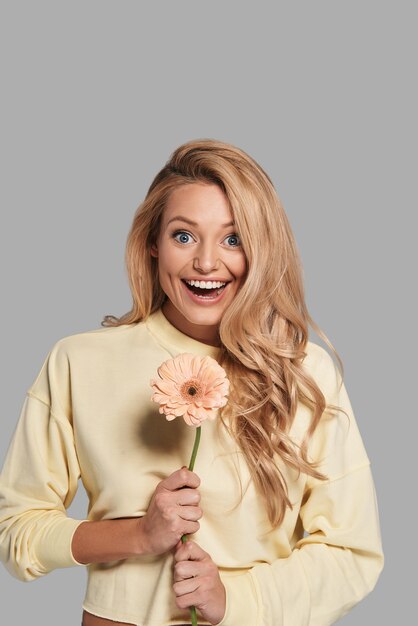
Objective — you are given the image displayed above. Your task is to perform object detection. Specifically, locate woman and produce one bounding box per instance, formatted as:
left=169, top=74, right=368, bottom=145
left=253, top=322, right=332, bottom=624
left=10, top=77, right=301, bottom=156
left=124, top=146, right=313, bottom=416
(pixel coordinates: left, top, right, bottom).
left=0, top=139, right=384, bottom=625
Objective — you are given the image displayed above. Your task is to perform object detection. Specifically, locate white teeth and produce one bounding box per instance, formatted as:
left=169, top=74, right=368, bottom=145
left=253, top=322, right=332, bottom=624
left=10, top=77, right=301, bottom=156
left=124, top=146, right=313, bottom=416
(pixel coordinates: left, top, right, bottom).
left=185, top=279, right=226, bottom=289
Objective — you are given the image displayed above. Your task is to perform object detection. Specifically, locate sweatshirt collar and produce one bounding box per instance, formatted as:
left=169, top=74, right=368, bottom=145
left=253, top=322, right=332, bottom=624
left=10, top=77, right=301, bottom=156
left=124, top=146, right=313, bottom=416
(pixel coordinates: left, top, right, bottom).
left=145, top=308, right=221, bottom=359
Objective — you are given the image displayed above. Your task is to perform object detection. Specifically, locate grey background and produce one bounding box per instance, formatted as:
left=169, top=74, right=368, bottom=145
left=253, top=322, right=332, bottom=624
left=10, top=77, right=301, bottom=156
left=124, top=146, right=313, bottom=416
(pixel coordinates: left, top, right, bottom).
left=0, top=1, right=415, bottom=624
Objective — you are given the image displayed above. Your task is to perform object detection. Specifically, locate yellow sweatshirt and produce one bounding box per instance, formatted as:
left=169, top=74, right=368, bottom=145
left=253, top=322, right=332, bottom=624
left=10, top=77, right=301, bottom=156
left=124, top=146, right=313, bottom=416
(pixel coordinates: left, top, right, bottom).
left=0, top=309, right=383, bottom=626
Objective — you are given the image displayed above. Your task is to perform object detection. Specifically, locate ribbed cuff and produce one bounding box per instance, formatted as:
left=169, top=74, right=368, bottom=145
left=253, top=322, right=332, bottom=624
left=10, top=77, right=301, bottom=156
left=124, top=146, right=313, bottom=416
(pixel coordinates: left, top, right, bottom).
left=216, top=569, right=260, bottom=626
left=35, top=516, right=89, bottom=570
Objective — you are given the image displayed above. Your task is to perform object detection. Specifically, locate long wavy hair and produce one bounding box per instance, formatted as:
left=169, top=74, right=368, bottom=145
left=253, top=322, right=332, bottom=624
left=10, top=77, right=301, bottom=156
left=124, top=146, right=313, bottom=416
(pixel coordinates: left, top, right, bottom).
left=102, top=138, right=347, bottom=527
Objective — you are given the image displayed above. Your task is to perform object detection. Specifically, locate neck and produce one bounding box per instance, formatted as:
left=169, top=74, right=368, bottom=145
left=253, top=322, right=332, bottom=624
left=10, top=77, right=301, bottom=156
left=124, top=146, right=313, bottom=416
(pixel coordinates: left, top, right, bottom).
left=162, top=301, right=221, bottom=347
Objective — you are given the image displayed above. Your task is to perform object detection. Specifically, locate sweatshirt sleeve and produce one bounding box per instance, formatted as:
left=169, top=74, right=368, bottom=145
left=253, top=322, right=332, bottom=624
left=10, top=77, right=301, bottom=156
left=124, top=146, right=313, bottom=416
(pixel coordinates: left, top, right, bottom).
left=217, top=349, right=384, bottom=626
left=0, top=342, right=88, bottom=582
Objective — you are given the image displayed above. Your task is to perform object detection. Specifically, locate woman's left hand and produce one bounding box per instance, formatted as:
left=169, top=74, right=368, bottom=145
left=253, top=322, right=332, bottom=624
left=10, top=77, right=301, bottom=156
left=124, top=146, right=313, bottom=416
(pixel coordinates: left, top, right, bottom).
left=173, top=539, right=226, bottom=625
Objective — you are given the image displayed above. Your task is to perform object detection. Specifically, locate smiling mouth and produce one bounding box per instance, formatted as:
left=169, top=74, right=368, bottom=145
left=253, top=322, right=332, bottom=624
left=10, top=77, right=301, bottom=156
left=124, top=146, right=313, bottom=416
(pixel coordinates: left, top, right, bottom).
left=182, top=279, right=228, bottom=298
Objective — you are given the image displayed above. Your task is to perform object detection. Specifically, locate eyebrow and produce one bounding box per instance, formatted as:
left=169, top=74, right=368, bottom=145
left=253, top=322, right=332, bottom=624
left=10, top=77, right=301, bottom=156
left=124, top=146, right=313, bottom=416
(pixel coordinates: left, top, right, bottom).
left=166, top=215, right=235, bottom=228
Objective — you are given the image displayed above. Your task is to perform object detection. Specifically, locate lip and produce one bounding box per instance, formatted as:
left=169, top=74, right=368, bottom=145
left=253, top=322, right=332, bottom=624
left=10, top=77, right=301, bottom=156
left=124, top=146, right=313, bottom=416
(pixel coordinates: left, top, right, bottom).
left=182, top=278, right=231, bottom=284
left=181, top=279, right=230, bottom=305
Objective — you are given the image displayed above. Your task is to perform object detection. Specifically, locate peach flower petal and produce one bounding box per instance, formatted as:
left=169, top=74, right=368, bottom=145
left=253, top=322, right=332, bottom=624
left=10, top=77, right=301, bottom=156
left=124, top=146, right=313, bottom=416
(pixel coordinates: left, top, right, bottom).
left=150, top=353, right=229, bottom=426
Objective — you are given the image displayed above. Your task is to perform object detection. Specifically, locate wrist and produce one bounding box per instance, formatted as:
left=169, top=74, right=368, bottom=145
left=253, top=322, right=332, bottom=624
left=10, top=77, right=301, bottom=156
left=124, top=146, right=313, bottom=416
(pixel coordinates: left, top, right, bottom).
left=132, top=516, right=150, bottom=556
left=211, top=583, right=227, bottom=625
left=71, top=517, right=149, bottom=564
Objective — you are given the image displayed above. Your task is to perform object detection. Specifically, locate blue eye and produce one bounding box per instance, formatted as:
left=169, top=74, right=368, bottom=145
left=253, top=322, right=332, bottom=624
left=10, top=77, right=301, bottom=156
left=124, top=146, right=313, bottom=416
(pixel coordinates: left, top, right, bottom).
left=173, top=231, right=192, bottom=244
left=225, top=234, right=241, bottom=247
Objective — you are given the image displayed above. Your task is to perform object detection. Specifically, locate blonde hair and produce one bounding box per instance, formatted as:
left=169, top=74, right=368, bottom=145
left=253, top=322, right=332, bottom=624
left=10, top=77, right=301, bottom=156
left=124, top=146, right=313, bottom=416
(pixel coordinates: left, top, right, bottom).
left=103, top=138, right=346, bottom=527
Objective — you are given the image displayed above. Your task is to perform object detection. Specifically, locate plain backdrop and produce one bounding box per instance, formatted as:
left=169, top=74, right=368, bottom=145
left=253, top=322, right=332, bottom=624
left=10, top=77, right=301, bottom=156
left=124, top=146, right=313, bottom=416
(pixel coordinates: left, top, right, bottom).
left=0, top=1, right=415, bottom=624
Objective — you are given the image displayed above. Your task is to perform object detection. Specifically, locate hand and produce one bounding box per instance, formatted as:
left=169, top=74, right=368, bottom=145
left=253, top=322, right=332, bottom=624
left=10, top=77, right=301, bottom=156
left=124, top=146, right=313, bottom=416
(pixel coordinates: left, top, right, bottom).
left=173, top=539, right=226, bottom=626
left=138, top=467, right=202, bottom=555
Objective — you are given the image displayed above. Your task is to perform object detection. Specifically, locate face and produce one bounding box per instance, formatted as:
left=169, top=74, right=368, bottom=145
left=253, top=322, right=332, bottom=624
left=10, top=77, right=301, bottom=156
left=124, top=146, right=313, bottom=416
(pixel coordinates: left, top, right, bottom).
left=151, top=182, right=247, bottom=346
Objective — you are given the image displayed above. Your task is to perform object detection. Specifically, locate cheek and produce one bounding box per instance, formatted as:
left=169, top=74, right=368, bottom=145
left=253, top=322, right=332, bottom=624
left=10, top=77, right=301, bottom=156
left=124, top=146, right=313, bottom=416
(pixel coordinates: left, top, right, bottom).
left=158, top=250, right=181, bottom=273
left=156, top=245, right=188, bottom=283
left=234, top=252, right=248, bottom=280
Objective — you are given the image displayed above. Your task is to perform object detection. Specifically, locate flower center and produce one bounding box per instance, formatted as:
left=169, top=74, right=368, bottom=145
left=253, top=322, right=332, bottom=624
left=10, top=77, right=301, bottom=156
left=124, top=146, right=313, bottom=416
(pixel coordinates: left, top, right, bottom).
left=180, top=378, right=202, bottom=401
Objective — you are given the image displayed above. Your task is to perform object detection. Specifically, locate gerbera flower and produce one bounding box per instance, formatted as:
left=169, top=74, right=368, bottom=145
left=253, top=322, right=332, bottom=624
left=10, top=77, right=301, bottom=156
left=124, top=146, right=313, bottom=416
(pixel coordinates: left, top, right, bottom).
left=150, top=353, right=229, bottom=427
left=150, top=353, right=229, bottom=626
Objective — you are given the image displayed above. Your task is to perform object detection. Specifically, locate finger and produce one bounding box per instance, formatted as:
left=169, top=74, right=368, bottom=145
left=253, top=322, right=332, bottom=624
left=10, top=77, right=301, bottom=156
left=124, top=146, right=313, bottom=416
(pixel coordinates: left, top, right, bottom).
left=173, top=577, right=200, bottom=598
left=175, top=488, right=201, bottom=506
left=161, top=467, right=201, bottom=491
left=174, top=586, right=207, bottom=612
left=181, top=520, right=201, bottom=537
left=177, top=505, right=202, bottom=522
left=174, top=540, right=208, bottom=562
left=173, top=560, right=203, bottom=582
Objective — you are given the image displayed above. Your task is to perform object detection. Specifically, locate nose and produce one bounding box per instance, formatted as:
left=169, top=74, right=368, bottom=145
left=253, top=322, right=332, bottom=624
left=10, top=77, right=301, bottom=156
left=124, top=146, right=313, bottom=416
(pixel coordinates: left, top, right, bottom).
left=193, top=241, right=220, bottom=273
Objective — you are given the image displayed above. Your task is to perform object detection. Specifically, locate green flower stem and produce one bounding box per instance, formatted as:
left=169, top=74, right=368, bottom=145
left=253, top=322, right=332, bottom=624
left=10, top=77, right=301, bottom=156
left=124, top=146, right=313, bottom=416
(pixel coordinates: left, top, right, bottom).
left=180, top=425, right=201, bottom=626
left=188, top=425, right=201, bottom=472
left=189, top=605, right=198, bottom=626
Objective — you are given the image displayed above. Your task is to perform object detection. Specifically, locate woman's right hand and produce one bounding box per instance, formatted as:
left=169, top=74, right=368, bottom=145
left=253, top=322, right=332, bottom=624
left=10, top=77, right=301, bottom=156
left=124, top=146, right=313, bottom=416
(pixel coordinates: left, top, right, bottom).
left=137, top=467, right=202, bottom=556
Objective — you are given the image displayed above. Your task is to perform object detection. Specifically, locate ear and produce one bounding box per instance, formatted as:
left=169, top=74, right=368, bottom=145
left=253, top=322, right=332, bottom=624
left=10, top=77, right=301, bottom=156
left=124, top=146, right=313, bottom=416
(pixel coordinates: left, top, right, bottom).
left=150, top=243, right=158, bottom=258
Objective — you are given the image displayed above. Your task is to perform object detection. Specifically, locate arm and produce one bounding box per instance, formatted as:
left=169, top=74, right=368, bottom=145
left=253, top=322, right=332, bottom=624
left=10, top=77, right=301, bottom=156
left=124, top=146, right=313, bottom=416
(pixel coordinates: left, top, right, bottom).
left=0, top=388, right=204, bottom=579
left=200, top=351, right=384, bottom=626
left=0, top=342, right=90, bottom=580
left=173, top=463, right=382, bottom=626
left=0, top=392, right=86, bottom=581
left=231, top=462, right=384, bottom=626
left=0, top=342, right=203, bottom=579
left=71, top=467, right=202, bottom=564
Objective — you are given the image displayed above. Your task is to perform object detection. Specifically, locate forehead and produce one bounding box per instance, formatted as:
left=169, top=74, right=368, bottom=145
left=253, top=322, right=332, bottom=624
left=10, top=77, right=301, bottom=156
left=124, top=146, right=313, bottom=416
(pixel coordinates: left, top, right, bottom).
left=161, top=183, right=233, bottom=227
